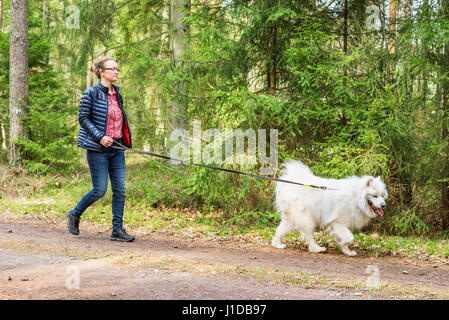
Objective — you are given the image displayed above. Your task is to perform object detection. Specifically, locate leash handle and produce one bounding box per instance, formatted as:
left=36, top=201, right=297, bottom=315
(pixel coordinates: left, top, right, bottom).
left=111, top=140, right=337, bottom=190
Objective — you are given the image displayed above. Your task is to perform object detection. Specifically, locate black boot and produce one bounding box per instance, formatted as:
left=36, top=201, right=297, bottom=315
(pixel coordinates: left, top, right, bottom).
left=110, top=228, right=135, bottom=242
left=67, top=210, right=80, bottom=235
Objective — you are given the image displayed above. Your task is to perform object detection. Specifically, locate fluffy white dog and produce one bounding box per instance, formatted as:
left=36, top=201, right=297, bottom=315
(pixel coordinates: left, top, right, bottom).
left=272, top=160, right=387, bottom=256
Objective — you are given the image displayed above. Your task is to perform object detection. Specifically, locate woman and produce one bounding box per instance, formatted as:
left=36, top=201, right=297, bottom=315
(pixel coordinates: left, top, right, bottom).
left=67, top=56, right=134, bottom=242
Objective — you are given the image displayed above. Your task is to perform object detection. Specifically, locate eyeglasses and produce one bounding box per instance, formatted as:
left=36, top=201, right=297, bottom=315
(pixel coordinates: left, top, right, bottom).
left=103, top=68, right=120, bottom=72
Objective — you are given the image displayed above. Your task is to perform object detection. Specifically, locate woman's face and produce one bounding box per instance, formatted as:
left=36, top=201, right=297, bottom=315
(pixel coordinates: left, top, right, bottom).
left=100, top=60, right=119, bottom=83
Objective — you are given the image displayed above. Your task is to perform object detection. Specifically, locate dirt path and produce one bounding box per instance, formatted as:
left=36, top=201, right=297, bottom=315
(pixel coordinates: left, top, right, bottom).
left=0, top=213, right=448, bottom=300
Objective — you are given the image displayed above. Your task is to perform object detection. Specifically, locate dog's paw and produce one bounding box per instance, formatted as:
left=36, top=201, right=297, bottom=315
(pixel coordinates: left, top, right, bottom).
left=271, top=240, right=286, bottom=249
left=342, top=249, right=357, bottom=256
left=309, top=246, right=327, bottom=253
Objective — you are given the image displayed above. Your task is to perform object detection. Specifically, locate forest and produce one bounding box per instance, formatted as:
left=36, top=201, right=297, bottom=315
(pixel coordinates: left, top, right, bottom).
left=2, top=0, right=449, bottom=238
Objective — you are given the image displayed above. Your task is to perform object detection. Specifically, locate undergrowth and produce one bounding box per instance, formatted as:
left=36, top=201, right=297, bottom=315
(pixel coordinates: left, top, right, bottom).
left=0, top=154, right=448, bottom=262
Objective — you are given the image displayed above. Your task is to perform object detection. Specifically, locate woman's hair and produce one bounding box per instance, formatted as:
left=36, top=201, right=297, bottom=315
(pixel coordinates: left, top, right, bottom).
left=93, top=56, right=116, bottom=79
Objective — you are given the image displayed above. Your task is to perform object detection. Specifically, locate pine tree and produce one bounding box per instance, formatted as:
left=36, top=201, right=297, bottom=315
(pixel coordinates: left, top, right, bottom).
left=8, top=0, right=28, bottom=166
left=167, top=0, right=190, bottom=154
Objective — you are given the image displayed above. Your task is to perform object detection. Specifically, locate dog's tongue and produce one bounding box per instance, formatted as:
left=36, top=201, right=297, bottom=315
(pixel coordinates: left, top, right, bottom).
left=370, top=203, right=384, bottom=216
left=375, top=208, right=384, bottom=216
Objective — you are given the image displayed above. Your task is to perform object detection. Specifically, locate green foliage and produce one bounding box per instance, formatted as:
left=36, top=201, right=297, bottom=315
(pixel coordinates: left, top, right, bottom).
left=0, top=29, right=10, bottom=147
left=126, top=159, right=192, bottom=207
left=20, top=66, right=78, bottom=173
left=125, top=1, right=449, bottom=235
left=0, top=31, right=8, bottom=119
left=380, top=209, right=431, bottom=236
left=124, top=158, right=273, bottom=218
left=312, top=144, right=389, bottom=179
left=5, top=0, right=449, bottom=235
left=1, top=2, right=79, bottom=172
left=183, top=165, right=273, bottom=215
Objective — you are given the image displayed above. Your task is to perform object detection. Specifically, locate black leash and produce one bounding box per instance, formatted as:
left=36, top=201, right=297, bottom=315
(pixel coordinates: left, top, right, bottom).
left=111, top=140, right=337, bottom=190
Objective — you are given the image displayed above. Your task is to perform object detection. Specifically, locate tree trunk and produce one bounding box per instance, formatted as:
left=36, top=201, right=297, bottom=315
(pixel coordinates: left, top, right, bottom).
left=41, top=0, right=50, bottom=66
left=151, top=1, right=170, bottom=152
left=388, top=0, right=396, bottom=82
left=86, top=62, right=94, bottom=88
left=0, top=0, right=5, bottom=150
left=441, top=0, right=449, bottom=230
left=167, top=0, right=190, bottom=151
left=343, top=0, right=348, bottom=55
left=9, top=0, right=29, bottom=166
left=442, top=83, right=449, bottom=230
left=1, top=125, right=7, bottom=150
left=388, top=0, right=396, bottom=54
left=42, top=0, right=49, bottom=29
left=0, top=0, right=3, bottom=30
left=268, top=21, right=277, bottom=94
left=342, top=0, right=348, bottom=83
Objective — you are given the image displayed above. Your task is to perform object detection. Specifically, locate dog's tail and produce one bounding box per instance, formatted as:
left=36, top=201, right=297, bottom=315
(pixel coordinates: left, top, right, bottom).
left=279, top=160, right=348, bottom=191
left=280, top=159, right=315, bottom=182
left=278, top=159, right=338, bottom=190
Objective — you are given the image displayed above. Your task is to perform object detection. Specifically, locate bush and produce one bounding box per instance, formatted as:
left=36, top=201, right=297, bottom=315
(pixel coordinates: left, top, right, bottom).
left=19, top=72, right=79, bottom=173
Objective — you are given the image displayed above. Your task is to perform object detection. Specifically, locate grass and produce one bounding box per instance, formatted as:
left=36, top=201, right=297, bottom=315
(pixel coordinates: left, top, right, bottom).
left=0, top=154, right=448, bottom=263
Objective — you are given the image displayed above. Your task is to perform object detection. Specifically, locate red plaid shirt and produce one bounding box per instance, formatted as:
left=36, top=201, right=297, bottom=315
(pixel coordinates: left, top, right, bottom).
left=105, top=87, right=123, bottom=139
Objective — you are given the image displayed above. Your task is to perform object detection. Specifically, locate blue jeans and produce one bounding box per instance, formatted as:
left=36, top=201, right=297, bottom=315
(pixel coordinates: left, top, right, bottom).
left=73, top=147, right=126, bottom=230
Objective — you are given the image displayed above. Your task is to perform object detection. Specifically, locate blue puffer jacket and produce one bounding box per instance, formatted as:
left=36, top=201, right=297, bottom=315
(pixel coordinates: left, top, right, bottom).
left=77, top=81, right=132, bottom=152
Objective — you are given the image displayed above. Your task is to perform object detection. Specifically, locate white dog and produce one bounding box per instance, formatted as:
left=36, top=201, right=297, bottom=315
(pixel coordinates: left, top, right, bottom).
left=272, top=160, right=387, bottom=256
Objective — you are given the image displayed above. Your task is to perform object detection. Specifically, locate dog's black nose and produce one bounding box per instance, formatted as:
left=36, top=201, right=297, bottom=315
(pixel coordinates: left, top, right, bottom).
left=381, top=204, right=386, bottom=208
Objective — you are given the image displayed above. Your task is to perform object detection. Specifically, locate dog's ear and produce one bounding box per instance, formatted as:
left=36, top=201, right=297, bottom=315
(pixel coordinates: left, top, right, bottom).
left=366, top=177, right=373, bottom=187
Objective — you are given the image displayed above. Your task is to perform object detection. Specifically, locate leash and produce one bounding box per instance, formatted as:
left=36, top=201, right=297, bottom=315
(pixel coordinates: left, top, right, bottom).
left=111, top=140, right=337, bottom=190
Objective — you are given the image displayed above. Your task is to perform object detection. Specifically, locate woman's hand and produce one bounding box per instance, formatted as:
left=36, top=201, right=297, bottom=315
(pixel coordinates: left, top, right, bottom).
left=100, top=136, right=114, bottom=147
